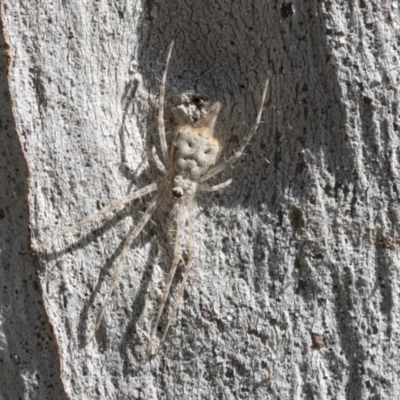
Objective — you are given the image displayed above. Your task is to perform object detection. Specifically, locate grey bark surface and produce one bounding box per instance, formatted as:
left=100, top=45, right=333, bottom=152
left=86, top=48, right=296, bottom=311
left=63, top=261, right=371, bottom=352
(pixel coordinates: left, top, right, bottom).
left=1, top=0, right=400, bottom=399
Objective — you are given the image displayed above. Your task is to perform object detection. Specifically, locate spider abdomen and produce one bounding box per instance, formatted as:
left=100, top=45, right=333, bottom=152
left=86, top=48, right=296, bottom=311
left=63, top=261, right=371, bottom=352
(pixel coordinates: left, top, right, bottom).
left=172, top=126, right=220, bottom=180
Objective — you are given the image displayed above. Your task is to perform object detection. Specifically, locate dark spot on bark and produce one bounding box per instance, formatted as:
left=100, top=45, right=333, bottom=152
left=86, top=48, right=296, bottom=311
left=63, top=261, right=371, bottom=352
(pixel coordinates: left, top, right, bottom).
left=296, top=160, right=306, bottom=174
left=290, top=205, right=305, bottom=229
left=200, top=309, right=218, bottom=322
left=363, top=96, right=373, bottom=104
left=281, top=2, right=294, bottom=18
left=311, top=332, right=327, bottom=350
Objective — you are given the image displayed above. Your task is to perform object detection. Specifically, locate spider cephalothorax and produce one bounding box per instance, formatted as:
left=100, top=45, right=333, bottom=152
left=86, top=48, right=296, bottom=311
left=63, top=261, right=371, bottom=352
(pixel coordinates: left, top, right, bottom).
left=36, top=41, right=271, bottom=361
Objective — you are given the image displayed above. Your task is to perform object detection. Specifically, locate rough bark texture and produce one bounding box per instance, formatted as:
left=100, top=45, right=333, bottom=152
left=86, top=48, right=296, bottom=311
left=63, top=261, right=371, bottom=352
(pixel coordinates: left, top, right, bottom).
left=1, top=0, right=400, bottom=399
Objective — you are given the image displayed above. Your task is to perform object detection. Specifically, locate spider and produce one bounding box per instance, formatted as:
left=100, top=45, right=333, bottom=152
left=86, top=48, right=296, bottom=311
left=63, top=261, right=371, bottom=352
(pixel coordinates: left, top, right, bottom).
left=36, top=41, right=271, bottom=361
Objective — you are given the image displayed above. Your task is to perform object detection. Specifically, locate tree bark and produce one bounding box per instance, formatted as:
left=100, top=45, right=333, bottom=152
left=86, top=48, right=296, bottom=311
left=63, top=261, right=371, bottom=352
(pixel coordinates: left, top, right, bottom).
left=1, top=0, right=400, bottom=399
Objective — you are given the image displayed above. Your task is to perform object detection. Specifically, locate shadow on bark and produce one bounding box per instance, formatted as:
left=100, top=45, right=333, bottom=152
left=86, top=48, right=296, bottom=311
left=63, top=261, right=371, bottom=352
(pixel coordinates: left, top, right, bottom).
left=0, top=22, right=70, bottom=400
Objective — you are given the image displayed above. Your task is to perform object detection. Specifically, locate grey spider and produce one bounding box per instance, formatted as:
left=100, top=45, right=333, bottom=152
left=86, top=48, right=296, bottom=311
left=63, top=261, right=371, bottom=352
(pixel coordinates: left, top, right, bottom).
left=36, top=41, right=271, bottom=361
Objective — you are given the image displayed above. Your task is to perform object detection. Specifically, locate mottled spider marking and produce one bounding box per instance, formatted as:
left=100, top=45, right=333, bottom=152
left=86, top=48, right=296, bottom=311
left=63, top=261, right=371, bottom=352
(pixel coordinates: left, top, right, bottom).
left=172, top=125, right=221, bottom=180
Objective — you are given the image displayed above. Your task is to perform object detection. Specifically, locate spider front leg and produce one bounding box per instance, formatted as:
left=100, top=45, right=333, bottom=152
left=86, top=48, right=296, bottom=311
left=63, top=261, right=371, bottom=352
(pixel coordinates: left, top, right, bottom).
left=157, top=40, right=174, bottom=168
left=90, top=195, right=160, bottom=341
left=200, top=71, right=272, bottom=182
left=36, top=182, right=157, bottom=250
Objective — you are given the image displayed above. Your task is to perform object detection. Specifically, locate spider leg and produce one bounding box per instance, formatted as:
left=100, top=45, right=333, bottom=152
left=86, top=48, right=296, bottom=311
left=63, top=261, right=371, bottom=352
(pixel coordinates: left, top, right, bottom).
left=36, top=182, right=157, bottom=250
left=199, top=179, right=232, bottom=192
left=144, top=198, right=188, bottom=361
left=156, top=197, right=196, bottom=354
left=200, top=71, right=272, bottom=182
left=151, top=146, right=166, bottom=174
left=89, top=196, right=159, bottom=341
left=158, top=40, right=174, bottom=168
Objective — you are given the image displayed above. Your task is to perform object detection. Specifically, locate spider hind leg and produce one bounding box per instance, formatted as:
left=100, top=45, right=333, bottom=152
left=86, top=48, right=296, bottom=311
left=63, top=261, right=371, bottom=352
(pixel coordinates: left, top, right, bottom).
left=144, top=197, right=195, bottom=361
left=89, top=196, right=159, bottom=342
